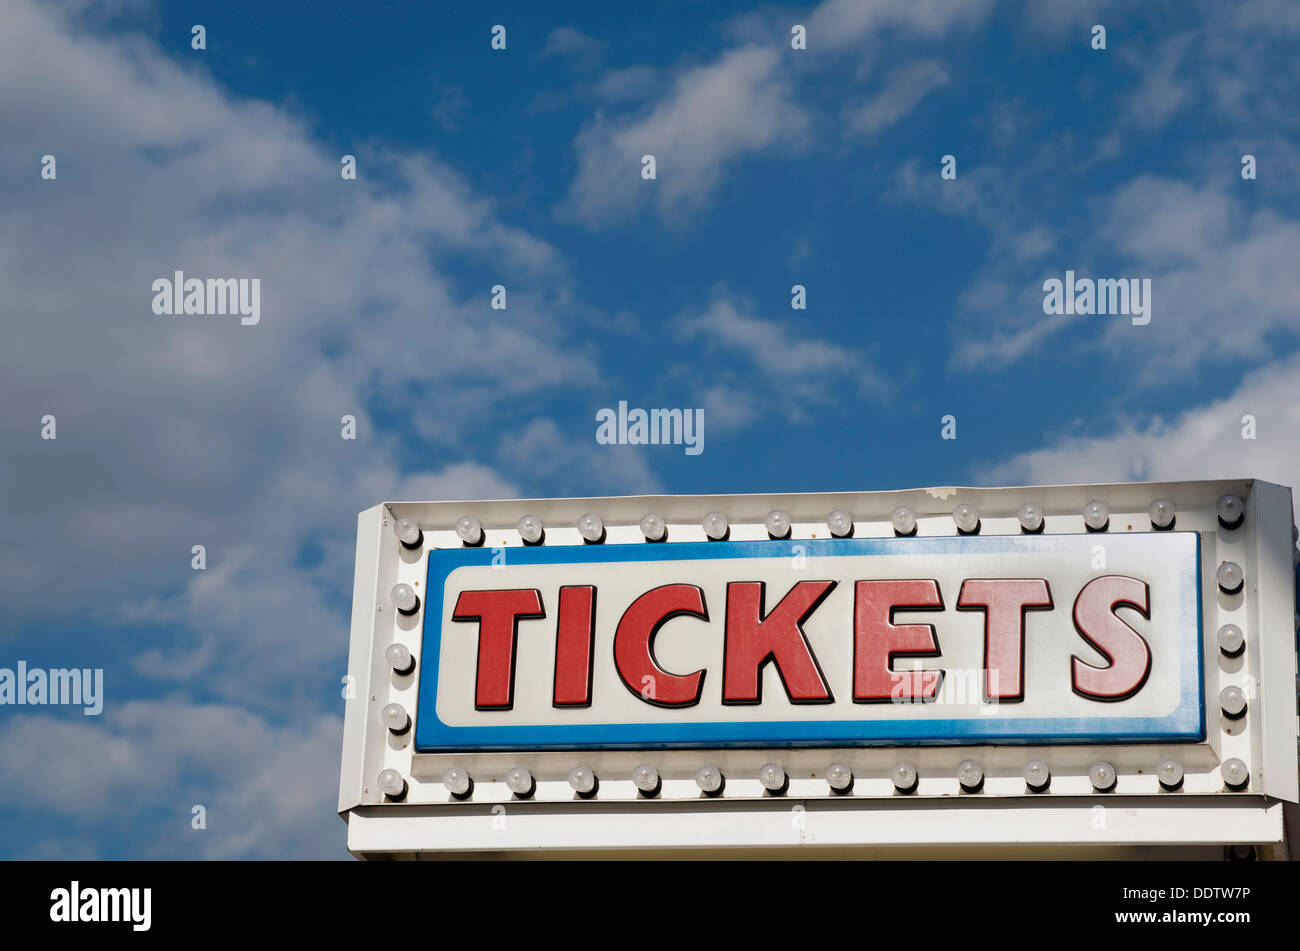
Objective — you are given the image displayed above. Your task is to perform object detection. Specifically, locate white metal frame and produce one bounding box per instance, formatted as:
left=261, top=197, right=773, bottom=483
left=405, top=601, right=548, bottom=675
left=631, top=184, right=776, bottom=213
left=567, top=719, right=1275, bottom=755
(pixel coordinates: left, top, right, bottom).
left=339, top=479, right=1299, bottom=858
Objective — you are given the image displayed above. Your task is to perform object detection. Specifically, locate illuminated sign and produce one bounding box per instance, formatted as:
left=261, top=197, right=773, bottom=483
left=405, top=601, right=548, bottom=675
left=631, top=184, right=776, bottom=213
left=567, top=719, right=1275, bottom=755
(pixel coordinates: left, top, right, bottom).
left=339, top=481, right=1299, bottom=858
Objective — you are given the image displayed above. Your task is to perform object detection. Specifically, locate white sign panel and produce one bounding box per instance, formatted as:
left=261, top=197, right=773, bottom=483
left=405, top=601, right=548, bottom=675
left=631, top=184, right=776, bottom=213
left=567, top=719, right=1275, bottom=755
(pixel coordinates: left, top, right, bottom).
left=414, top=532, right=1203, bottom=751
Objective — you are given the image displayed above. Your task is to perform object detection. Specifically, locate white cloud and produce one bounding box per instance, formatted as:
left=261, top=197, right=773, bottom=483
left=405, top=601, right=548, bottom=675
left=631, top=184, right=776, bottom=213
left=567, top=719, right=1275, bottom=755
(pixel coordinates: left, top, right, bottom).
left=1019, top=0, right=1130, bottom=34
left=676, top=293, right=889, bottom=425
left=981, top=352, right=1300, bottom=491
left=846, top=60, right=949, bottom=136
left=542, top=26, right=605, bottom=67
left=564, top=46, right=808, bottom=225
left=497, top=418, right=666, bottom=494
left=1121, top=34, right=1193, bottom=127
left=565, top=0, right=997, bottom=225
left=679, top=296, right=856, bottom=380
left=590, top=65, right=662, bottom=103
left=1095, top=178, right=1300, bottom=377
left=809, top=0, right=995, bottom=49
left=0, top=0, right=625, bottom=856
left=903, top=160, right=1300, bottom=375
left=0, top=700, right=345, bottom=859
left=697, top=382, right=764, bottom=437
left=895, top=158, right=1058, bottom=264
left=430, top=83, right=468, bottom=131
left=0, top=0, right=586, bottom=630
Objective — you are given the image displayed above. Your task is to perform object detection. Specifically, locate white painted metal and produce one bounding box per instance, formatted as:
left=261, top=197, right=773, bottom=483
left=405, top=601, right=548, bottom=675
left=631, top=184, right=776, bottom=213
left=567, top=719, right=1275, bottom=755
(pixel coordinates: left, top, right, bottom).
left=1249, top=481, right=1300, bottom=803
left=337, top=503, right=384, bottom=814
left=339, top=479, right=1300, bottom=857
left=345, top=797, right=1285, bottom=855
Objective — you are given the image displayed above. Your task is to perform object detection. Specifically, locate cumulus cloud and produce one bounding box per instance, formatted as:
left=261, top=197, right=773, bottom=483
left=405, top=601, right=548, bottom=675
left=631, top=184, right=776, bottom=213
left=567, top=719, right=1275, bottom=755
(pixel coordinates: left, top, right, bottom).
left=0, top=700, right=344, bottom=859
left=0, top=0, right=585, bottom=630
left=0, top=0, right=618, bottom=856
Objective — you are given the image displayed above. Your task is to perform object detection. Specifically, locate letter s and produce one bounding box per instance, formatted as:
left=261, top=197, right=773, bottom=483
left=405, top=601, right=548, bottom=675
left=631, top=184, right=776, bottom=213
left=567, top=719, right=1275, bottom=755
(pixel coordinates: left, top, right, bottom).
left=1070, top=576, right=1151, bottom=701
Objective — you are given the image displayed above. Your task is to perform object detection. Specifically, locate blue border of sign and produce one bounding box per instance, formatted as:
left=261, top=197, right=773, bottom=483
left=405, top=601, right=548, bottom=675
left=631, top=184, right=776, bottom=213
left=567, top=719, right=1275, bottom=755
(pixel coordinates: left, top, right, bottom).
left=413, top=533, right=1205, bottom=751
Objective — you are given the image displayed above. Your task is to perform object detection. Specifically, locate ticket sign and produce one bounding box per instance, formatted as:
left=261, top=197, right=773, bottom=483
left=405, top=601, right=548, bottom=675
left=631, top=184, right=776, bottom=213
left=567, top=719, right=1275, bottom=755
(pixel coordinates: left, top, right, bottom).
left=413, top=533, right=1204, bottom=751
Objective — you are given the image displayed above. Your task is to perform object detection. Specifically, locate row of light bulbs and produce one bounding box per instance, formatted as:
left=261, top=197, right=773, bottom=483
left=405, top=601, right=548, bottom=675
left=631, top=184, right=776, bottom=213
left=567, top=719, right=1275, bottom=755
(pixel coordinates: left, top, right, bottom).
left=376, top=755, right=1252, bottom=802
left=391, top=494, right=1247, bottom=549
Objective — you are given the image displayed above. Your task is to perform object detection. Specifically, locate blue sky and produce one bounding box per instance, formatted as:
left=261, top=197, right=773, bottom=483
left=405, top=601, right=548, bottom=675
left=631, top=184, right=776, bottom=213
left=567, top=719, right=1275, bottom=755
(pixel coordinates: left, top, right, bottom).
left=1, top=0, right=1298, bottom=858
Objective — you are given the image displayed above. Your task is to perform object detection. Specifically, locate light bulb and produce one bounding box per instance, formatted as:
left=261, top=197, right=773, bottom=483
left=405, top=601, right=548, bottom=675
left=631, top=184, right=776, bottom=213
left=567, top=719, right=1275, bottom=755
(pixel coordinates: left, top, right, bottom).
left=957, top=759, right=984, bottom=792
left=577, top=513, right=604, bottom=543
left=1024, top=759, right=1050, bottom=791
left=765, top=510, right=791, bottom=539
left=758, top=763, right=786, bottom=793
left=390, top=583, right=419, bottom=615
left=377, top=768, right=406, bottom=799
left=891, top=506, right=917, bottom=537
left=385, top=642, right=414, bottom=674
left=827, top=509, right=853, bottom=538
left=1082, top=500, right=1109, bottom=531
left=952, top=503, right=979, bottom=535
left=393, top=516, right=422, bottom=548
left=1157, top=759, right=1184, bottom=791
left=1148, top=498, right=1175, bottom=530
left=455, top=514, right=483, bottom=546
left=639, top=513, right=667, bottom=542
left=1217, top=493, right=1244, bottom=529
left=695, top=766, right=724, bottom=796
left=1219, top=685, right=1247, bottom=718
left=891, top=762, right=917, bottom=793
left=1089, top=761, right=1116, bottom=792
left=516, top=514, right=544, bottom=545
left=380, top=702, right=409, bottom=734
left=442, top=767, right=471, bottom=798
left=702, top=511, right=728, bottom=540
left=1217, top=623, right=1244, bottom=656
left=1221, top=758, right=1249, bottom=789
left=1217, top=561, right=1243, bottom=593
left=632, top=764, right=660, bottom=796
left=1016, top=502, right=1044, bottom=533
left=505, top=766, right=534, bottom=797
left=826, top=763, right=853, bottom=792
left=567, top=766, right=597, bottom=797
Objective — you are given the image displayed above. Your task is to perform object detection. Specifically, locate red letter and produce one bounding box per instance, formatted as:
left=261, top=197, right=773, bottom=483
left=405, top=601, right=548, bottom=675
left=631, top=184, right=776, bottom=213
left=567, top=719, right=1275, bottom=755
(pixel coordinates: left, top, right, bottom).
left=452, top=589, right=544, bottom=710
left=956, top=579, right=1053, bottom=701
left=723, top=581, right=835, bottom=704
left=553, top=586, right=596, bottom=707
left=1071, top=575, right=1151, bottom=701
left=614, top=584, right=708, bottom=707
left=854, top=580, right=944, bottom=702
